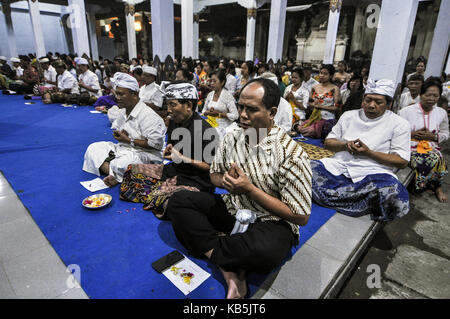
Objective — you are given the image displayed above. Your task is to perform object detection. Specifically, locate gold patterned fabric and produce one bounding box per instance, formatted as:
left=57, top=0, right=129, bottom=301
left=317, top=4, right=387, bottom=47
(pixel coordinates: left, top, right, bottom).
left=297, top=142, right=335, bottom=160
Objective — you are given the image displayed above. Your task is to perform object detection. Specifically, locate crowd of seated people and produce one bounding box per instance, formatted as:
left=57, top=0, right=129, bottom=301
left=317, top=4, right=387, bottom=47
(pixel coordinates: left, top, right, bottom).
left=1, top=51, right=449, bottom=299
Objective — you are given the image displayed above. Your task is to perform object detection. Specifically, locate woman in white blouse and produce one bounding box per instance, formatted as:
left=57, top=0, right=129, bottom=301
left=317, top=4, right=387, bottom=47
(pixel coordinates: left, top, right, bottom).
left=399, top=77, right=449, bottom=203
left=202, top=70, right=239, bottom=139
left=284, top=68, right=309, bottom=126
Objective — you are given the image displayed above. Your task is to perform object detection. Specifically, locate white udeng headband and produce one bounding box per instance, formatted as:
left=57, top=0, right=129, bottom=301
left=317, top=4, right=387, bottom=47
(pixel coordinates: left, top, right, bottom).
left=164, top=83, right=199, bottom=100
left=364, top=78, right=396, bottom=98
left=111, top=72, right=140, bottom=92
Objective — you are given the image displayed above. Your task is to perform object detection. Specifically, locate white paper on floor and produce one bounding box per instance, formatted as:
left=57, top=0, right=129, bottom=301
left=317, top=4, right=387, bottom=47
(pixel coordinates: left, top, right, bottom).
left=162, top=256, right=211, bottom=295
left=80, top=177, right=110, bottom=192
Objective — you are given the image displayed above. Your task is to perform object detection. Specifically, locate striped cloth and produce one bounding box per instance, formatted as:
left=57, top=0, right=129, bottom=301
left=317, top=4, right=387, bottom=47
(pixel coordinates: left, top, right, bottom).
left=210, top=125, right=312, bottom=236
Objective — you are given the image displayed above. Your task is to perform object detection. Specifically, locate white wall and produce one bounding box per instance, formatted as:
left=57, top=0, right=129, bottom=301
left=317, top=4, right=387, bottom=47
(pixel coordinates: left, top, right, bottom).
left=0, top=1, right=68, bottom=58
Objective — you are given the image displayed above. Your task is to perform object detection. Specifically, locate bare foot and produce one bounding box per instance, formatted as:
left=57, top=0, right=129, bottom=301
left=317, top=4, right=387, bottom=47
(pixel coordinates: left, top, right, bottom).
left=219, top=268, right=247, bottom=299
left=103, top=175, right=118, bottom=187
left=435, top=187, right=448, bottom=203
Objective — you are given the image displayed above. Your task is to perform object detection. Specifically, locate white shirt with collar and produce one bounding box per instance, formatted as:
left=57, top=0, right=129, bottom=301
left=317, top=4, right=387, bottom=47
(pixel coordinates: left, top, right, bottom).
left=79, top=69, right=102, bottom=97
left=398, top=91, right=420, bottom=111
left=83, top=101, right=167, bottom=182
left=139, top=81, right=163, bottom=108
left=57, top=70, right=79, bottom=94
left=320, top=109, right=411, bottom=183
left=301, top=77, right=319, bottom=93
left=44, top=65, right=57, bottom=83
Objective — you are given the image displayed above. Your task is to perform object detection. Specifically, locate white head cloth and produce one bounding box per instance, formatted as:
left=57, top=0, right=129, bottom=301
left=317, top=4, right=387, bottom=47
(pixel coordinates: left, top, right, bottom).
left=164, top=83, right=199, bottom=100
left=142, top=65, right=157, bottom=76
left=10, top=57, right=20, bottom=63
left=0, top=56, right=6, bottom=61
left=74, top=57, right=89, bottom=65
left=110, top=72, right=140, bottom=92
left=364, top=78, right=396, bottom=98
left=260, top=72, right=278, bottom=85
left=39, top=58, right=49, bottom=63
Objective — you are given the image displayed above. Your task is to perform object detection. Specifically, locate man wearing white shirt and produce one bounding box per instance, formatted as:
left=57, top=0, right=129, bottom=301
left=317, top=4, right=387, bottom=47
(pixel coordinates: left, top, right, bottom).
left=139, top=65, right=163, bottom=113
left=42, top=60, right=80, bottom=104
left=301, top=66, right=319, bottom=93
left=75, top=57, right=102, bottom=105
left=40, top=58, right=57, bottom=85
left=397, top=73, right=423, bottom=112
left=10, top=57, right=23, bottom=79
left=83, top=73, right=166, bottom=187
left=311, top=79, right=411, bottom=221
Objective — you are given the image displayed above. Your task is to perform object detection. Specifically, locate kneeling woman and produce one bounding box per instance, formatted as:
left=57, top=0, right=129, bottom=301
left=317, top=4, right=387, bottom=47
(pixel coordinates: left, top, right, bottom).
left=120, top=82, right=219, bottom=217
left=399, top=77, right=449, bottom=203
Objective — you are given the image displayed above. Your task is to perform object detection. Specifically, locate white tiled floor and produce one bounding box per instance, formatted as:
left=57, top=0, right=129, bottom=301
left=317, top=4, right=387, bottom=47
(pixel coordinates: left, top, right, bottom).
left=0, top=171, right=88, bottom=299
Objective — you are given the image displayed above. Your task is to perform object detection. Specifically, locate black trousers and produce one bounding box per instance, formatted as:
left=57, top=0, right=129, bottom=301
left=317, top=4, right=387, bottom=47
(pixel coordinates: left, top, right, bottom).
left=167, top=190, right=296, bottom=274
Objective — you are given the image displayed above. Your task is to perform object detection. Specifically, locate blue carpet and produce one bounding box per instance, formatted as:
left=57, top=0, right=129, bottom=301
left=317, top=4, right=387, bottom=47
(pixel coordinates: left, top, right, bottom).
left=0, top=94, right=335, bottom=299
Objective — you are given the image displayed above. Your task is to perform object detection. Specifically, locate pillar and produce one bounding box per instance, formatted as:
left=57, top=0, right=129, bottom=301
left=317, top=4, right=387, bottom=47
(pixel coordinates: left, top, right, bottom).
left=28, top=0, right=46, bottom=57
left=369, top=0, right=419, bottom=85
left=323, top=0, right=342, bottom=64
left=1, top=2, right=17, bottom=58
left=266, top=0, right=287, bottom=62
left=87, top=12, right=99, bottom=61
left=350, top=3, right=364, bottom=54
left=151, top=0, right=175, bottom=61
left=68, top=0, right=90, bottom=57
left=245, top=8, right=257, bottom=61
left=193, top=13, right=199, bottom=59
left=425, top=0, right=450, bottom=78
left=125, top=3, right=137, bottom=60
left=181, top=0, right=194, bottom=58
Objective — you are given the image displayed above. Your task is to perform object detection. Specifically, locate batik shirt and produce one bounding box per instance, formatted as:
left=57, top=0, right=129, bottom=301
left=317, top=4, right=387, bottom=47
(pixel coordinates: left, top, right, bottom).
left=210, top=125, right=312, bottom=237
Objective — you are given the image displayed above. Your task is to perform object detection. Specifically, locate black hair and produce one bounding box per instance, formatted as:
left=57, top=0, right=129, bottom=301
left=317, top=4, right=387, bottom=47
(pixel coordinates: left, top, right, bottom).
left=219, top=59, right=230, bottom=71
left=132, top=67, right=143, bottom=76
left=320, top=64, right=335, bottom=77
left=182, top=57, right=194, bottom=72
left=408, top=73, right=424, bottom=83
left=176, top=68, right=194, bottom=81
left=210, top=69, right=227, bottom=87
left=241, top=78, right=281, bottom=110
left=347, top=73, right=364, bottom=91
left=291, top=67, right=304, bottom=79
left=420, top=76, right=442, bottom=96
left=242, top=60, right=254, bottom=75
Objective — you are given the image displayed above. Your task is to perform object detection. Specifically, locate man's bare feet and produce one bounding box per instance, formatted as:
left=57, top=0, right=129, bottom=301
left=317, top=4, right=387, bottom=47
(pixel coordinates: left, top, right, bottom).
left=219, top=268, right=247, bottom=299
left=103, top=175, right=118, bottom=187
left=435, top=187, right=448, bottom=203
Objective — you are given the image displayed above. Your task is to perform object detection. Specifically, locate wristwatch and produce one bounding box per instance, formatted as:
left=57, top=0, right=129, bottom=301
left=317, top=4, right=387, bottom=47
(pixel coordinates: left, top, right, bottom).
left=130, top=138, right=135, bottom=147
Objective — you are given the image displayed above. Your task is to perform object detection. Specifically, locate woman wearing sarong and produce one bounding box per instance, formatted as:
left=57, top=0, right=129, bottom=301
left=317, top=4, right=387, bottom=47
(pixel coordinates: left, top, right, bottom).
left=311, top=79, right=411, bottom=221
left=119, top=82, right=219, bottom=218
left=296, top=64, right=341, bottom=139
left=399, top=77, right=449, bottom=203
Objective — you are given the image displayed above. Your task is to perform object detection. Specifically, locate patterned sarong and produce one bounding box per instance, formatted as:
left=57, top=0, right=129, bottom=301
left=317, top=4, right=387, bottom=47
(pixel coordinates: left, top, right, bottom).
left=310, top=160, right=409, bottom=221
left=410, top=150, right=447, bottom=190
left=120, top=164, right=200, bottom=219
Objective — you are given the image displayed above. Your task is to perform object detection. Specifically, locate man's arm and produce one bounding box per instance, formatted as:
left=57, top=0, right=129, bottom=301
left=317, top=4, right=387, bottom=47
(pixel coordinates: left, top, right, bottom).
left=222, top=165, right=310, bottom=226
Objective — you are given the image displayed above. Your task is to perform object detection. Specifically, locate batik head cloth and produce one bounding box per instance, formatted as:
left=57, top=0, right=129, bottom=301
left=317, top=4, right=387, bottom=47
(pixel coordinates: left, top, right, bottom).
left=164, top=83, right=199, bottom=100
left=364, top=78, right=396, bottom=98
